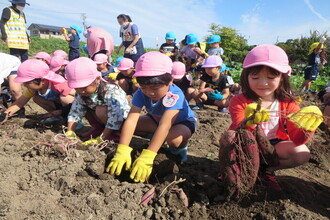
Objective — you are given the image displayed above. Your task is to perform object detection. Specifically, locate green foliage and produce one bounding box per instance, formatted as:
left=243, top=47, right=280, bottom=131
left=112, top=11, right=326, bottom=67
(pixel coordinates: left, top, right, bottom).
left=205, top=23, right=252, bottom=63
left=276, top=30, right=328, bottom=64
left=0, top=37, right=88, bottom=57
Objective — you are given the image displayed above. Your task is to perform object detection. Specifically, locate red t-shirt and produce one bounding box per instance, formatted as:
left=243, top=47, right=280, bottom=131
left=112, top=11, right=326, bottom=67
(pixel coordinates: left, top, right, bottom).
left=228, top=94, right=314, bottom=146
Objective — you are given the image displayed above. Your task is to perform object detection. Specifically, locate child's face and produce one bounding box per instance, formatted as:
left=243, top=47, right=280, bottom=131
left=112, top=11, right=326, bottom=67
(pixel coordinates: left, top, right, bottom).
left=166, top=39, right=174, bottom=44
left=140, top=83, right=172, bottom=102
left=35, top=58, right=48, bottom=64
left=75, top=78, right=100, bottom=97
left=205, top=66, right=220, bottom=77
left=23, top=79, right=47, bottom=91
left=96, top=63, right=107, bottom=72
left=210, top=42, right=220, bottom=48
left=248, top=67, right=282, bottom=101
left=70, top=29, right=77, bottom=34
left=121, top=68, right=134, bottom=76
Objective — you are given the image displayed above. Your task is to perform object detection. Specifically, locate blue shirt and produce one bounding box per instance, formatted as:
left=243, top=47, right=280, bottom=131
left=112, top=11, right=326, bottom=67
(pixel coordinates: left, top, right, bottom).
left=132, top=84, right=196, bottom=123
left=69, top=34, right=80, bottom=49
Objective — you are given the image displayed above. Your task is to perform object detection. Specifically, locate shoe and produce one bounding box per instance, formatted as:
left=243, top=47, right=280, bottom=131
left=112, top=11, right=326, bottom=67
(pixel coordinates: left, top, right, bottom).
left=192, top=103, right=204, bottom=110
left=76, top=120, right=84, bottom=130
left=42, top=116, right=63, bottom=126
left=260, top=170, right=282, bottom=190
left=16, top=107, right=25, bottom=118
left=218, top=107, right=229, bottom=113
left=168, top=146, right=188, bottom=162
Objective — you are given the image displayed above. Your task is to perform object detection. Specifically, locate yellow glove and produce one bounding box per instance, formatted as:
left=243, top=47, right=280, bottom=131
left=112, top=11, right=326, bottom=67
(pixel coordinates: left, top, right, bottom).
left=287, top=105, right=323, bottom=131
left=132, top=77, right=138, bottom=84
left=130, top=149, right=157, bottom=183
left=108, top=72, right=118, bottom=80
left=82, top=136, right=102, bottom=146
left=65, top=130, right=76, bottom=138
left=244, top=103, right=270, bottom=127
left=106, top=144, right=133, bottom=175
left=62, top=27, right=68, bottom=35
left=165, top=52, right=172, bottom=56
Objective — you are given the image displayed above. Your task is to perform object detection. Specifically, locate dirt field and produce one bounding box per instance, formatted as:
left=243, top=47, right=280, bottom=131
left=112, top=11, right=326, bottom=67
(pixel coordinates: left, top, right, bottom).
left=0, top=93, right=329, bottom=220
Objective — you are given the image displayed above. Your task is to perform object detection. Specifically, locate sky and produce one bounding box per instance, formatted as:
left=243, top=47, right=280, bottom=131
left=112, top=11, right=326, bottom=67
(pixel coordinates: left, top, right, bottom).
left=1, top=0, right=330, bottom=48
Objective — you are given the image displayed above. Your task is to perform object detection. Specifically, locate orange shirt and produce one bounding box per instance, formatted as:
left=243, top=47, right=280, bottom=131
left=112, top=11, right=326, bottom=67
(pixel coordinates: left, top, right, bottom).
left=228, top=94, right=314, bottom=146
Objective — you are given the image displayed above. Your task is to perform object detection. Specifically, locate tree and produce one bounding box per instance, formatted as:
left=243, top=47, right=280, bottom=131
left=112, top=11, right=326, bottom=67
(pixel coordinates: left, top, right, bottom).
left=205, top=23, right=251, bottom=62
left=276, top=30, right=328, bottom=64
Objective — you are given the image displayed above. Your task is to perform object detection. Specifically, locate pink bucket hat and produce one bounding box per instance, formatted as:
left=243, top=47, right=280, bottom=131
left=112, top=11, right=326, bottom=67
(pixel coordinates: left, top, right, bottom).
left=171, top=61, right=186, bottom=80
left=87, top=27, right=114, bottom=58
left=118, top=58, right=134, bottom=71
left=93, top=53, right=109, bottom=65
left=202, top=55, right=223, bottom=68
left=14, top=59, right=65, bottom=83
left=34, top=52, right=51, bottom=64
left=50, top=56, right=69, bottom=72
left=65, top=57, right=105, bottom=88
left=133, top=51, right=173, bottom=77
left=53, top=50, right=68, bottom=59
left=243, top=44, right=292, bottom=75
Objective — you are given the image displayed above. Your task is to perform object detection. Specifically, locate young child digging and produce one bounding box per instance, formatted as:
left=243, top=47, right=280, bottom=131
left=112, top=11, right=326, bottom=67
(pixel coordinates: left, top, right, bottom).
left=227, top=44, right=323, bottom=190
left=64, top=57, right=130, bottom=145
left=106, top=51, right=197, bottom=183
left=115, top=58, right=139, bottom=95
left=1, top=59, right=75, bottom=125
left=171, top=61, right=196, bottom=101
left=193, top=55, right=230, bottom=112
left=93, top=53, right=115, bottom=81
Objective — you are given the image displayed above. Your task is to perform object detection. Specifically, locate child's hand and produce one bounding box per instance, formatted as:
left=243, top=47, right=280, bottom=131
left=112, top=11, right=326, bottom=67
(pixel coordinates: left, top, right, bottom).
left=130, top=149, right=157, bottom=183
left=200, top=88, right=214, bottom=93
left=207, top=90, right=223, bottom=100
left=108, top=72, right=118, bottom=80
left=65, top=130, right=77, bottom=138
left=244, top=103, right=270, bottom=127
left=106, top=144, right=133, bottom=175
left=61, top=27, right=68, bottom=35
left=287, top=106, right=323, bottom=131
left=82, top=136, right=103, bottom=146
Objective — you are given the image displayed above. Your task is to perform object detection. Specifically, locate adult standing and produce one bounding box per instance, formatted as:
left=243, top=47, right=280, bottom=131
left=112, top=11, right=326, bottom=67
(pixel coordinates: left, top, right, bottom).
left=0, top=0, right=30, bottom=62
left=116, top=14, right=144, bottom=63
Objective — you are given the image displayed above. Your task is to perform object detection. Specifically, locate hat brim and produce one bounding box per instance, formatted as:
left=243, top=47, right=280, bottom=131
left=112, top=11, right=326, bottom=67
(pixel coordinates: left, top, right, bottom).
left=13, top=75, right=33, bottom=83
left=117, top=67, right=130, bottom=71
left=133, top=70, right=168, bottom=77
left=43, top=71, right=65, bottom=83
left=244, top=62, right=292, bottom=75
left=202, top=64, right=221, bottom=68
left=172, top=74, right=184, bottom=80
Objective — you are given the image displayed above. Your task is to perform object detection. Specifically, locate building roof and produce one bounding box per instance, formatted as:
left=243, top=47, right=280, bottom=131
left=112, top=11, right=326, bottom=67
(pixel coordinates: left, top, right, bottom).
left=27, top=23, right=68, bottom=32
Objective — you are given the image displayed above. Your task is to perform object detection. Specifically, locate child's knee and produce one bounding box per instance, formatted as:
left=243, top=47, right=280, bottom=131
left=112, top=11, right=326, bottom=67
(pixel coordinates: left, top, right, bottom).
left=292, top=145, right=310, bottom=166
left=95, top=106, right=108, bottom=123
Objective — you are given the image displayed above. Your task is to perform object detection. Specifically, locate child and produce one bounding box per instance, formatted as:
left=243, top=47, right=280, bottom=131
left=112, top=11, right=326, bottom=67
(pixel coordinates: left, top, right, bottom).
left=86, top=27, right=114, bottom=59
left=179, top=33, right=202, bottom=71
left=34, top=51, right=51, bottom=65
left=62, top=25, right=82, bottom=61
left=64, top=57, right=130, bottom=144
left=301, top=37, right=326, bottom=92
left=115, top=58, right=139, bottom=95
left=0, top=52, right=22, bottom=110
left=220, top=64, right=240, bottom=94
left=171, top=61, right=196, bottom=101
left=227, top=44, right=323, bottom=190
left=106, top=51, right=197, bottom=183
left=206, top=35, right=224, bottom=56
left=93, top=53, right=115, bottom=81
left=193, top=55, right=230, bottom=112
left=1, top=59, right=75, bottom=125
left=49, top=55, right=69, bottom=77
left=159, top=32, right=178, bottom=61
left=53, top=50, right=68, bottom=59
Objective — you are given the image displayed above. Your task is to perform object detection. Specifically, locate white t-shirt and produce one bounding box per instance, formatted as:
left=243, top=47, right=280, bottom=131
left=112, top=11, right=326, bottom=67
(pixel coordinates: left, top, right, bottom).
left=0, top=52, right=21, bottom=84
left=260, top=100, right=280, bottom=139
